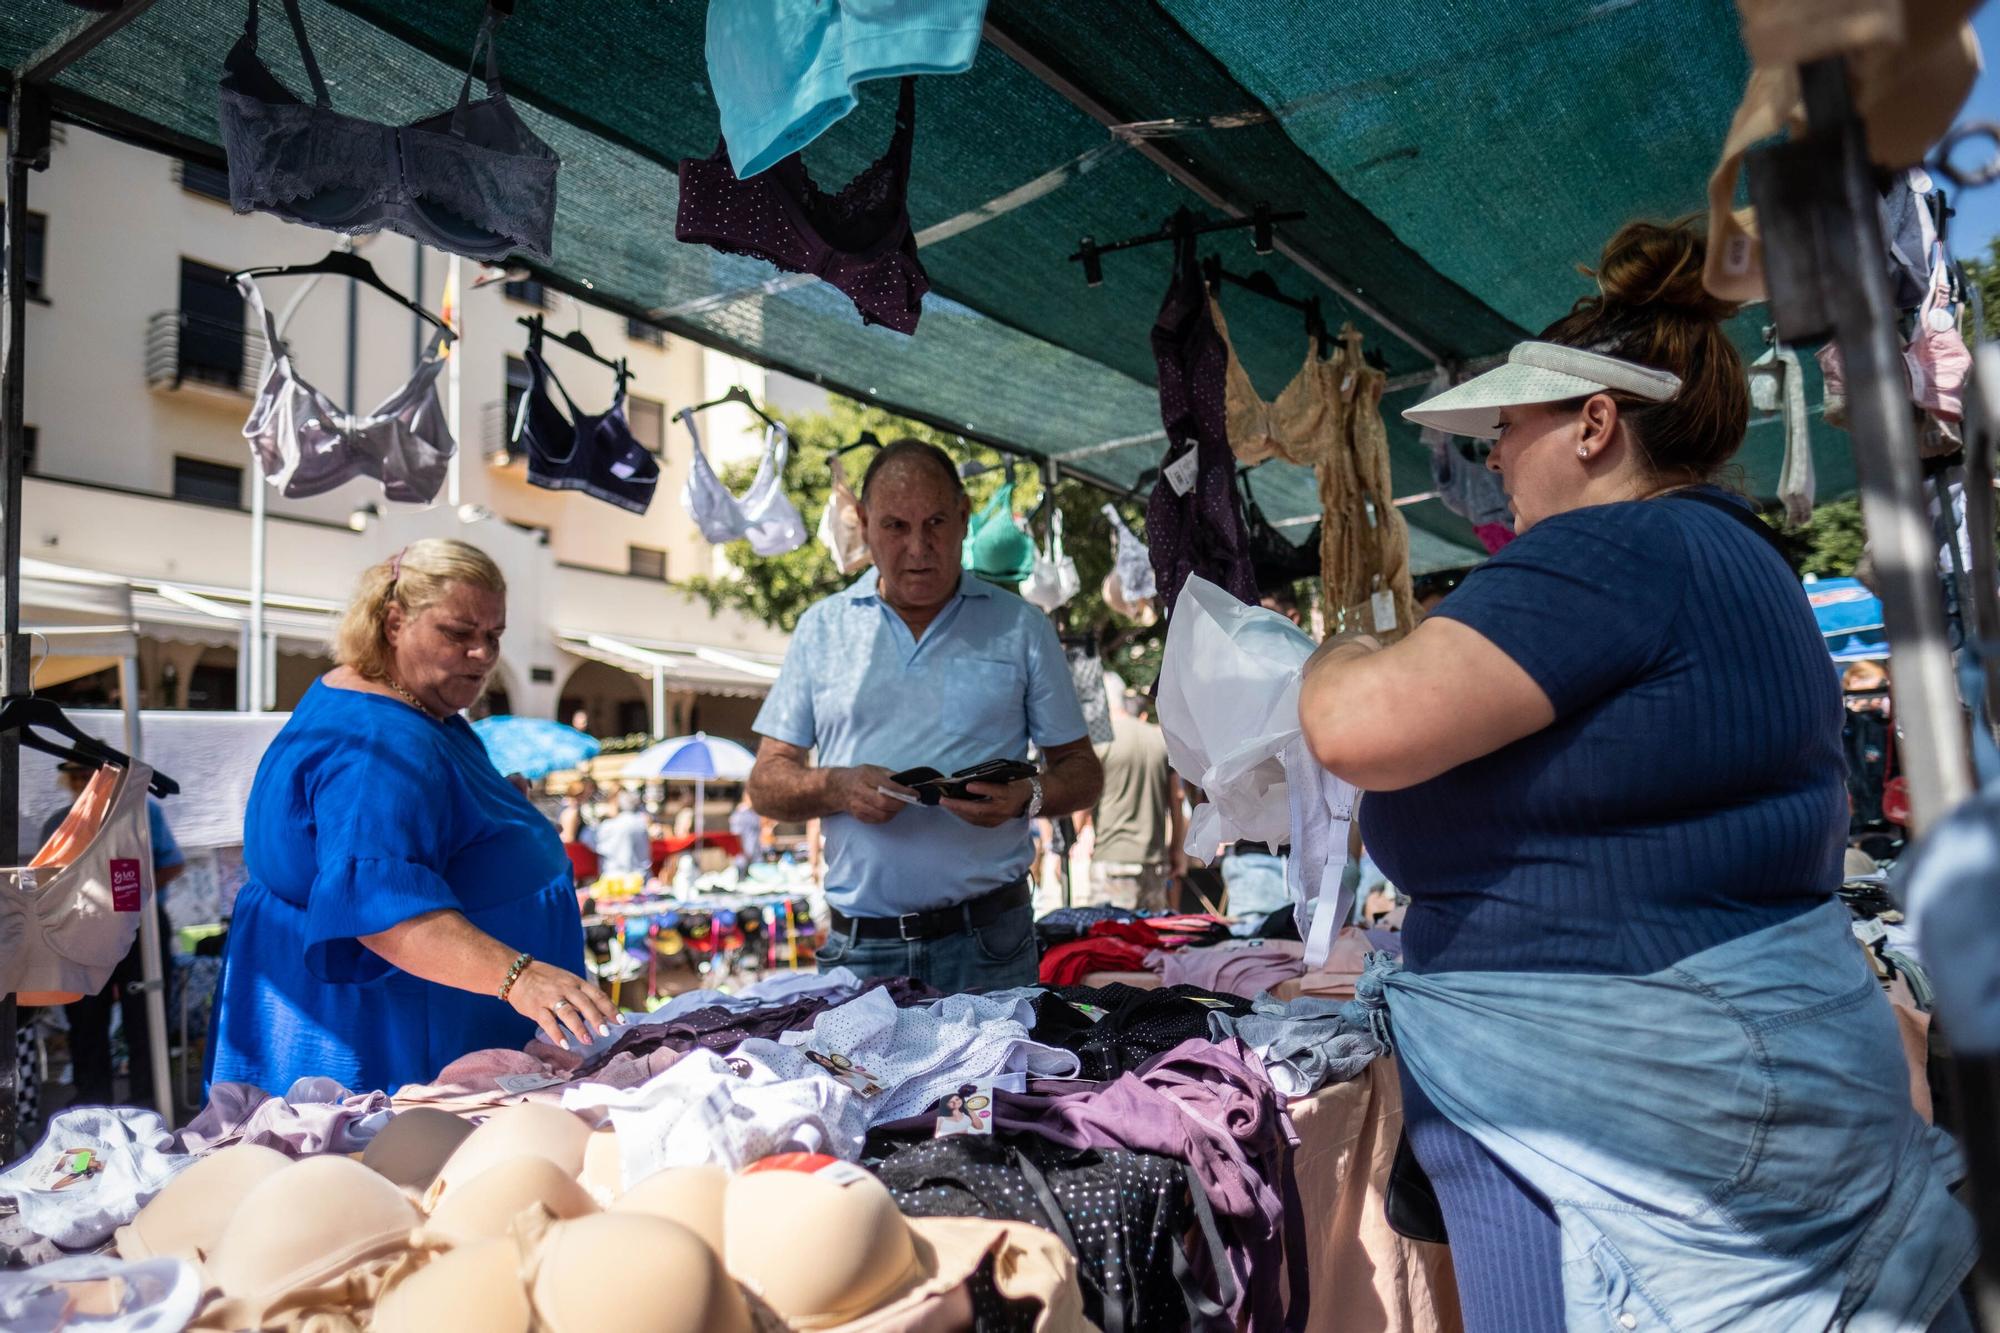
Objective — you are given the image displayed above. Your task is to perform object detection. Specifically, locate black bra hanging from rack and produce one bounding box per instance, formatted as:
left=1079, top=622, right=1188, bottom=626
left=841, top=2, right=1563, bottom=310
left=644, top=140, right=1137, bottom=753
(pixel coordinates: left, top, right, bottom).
left=519, top=314, right=628, bottom=386
left=1237, top=467, right=1320, bottom=594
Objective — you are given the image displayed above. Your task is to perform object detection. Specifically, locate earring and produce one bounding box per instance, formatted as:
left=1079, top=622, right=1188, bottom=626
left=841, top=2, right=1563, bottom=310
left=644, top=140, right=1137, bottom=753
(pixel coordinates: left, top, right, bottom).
left=1576, top=446, right=1590, bottom=459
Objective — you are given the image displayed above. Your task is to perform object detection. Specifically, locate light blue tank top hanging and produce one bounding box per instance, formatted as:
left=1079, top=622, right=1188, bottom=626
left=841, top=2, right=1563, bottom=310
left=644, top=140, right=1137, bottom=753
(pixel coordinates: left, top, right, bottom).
left=706, top=0, right=988, bottom=179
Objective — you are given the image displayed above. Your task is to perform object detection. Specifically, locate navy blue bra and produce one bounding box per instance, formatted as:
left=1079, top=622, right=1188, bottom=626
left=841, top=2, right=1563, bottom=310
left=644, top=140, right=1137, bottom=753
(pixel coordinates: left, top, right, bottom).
left=515, top=338, right=659, bottom=515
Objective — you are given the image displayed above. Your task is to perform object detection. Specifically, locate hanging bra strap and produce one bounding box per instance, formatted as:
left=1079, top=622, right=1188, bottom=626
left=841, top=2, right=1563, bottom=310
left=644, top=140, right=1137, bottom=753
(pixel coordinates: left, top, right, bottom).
left=248, top=0, right=332, bottom=107
left=888, top=76, right=918, bottom=170
left=452, top=10, right=506, bottom=131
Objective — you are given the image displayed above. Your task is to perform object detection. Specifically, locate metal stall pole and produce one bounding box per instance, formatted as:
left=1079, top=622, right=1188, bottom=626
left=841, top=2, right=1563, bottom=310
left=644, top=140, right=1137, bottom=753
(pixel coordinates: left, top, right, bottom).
left=1746, top=60, right=1973, bottom=830
left=0, top=0, right=162, bottom=1158
left=1748, top=59, right=1995, bottom=1319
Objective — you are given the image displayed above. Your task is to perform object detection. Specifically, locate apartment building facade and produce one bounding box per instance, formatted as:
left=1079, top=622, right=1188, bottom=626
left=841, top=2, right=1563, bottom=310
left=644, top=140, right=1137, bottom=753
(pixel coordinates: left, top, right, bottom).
left=13, top=125, right=823, bottom=743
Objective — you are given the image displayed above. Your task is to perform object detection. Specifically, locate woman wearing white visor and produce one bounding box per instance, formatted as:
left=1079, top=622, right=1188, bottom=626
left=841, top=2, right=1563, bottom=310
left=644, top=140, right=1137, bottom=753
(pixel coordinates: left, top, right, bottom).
left=1301, top=220, right=1974, bottom=1332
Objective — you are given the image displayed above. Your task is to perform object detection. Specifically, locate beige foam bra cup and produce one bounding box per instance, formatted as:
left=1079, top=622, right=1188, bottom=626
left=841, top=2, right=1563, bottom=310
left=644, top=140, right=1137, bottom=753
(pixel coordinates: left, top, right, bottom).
left=427, top=1104, right=592, bottom=1206
left=423, top=1155, right=599, bottom=1247
left=1209, top=295, right=1338, bottom=468
left=724, top=1170, right=923, bottom=1327
left=375, top=1237, right=532, bottom=1333
left=533, top=1212, right=752, bottom=1333
left=363, top=1106, right=477, bottom=1192
left=208, top=1154, right=420, bottom=1324
left=607, top=1165, right=729, bottom=1252
left=115, top=1142, right=292, bottom=1263
left=578, top=1127, right=623, bottom=1202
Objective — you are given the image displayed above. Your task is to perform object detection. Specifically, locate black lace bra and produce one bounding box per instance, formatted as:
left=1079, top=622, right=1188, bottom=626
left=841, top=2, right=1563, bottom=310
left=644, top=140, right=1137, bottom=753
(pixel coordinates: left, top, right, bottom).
left=218, top=0, right=558, bottom=263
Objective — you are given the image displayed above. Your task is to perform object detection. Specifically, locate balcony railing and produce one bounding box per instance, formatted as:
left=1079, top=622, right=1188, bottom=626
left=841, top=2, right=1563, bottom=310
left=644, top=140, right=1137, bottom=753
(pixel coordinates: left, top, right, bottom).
left=144, top=310, right=265, bottom=397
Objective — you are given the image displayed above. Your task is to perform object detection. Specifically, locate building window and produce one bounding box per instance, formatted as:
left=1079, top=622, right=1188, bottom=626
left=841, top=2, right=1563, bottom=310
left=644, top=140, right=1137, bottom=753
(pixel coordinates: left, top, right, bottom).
left=173, top=456, right=243, bottom=509
left=626, top=318, right=665, bottom=348
left=178, top=161, right=231, bottom=202
left=628, top=396, right=665, bottom=455
left=628, top=545, right=667, bottom=580
left=503, top=277, right=547, bottom=308
left=177, top=258, right=246, bottom=387
left=2, top=208, right=48, bottom=301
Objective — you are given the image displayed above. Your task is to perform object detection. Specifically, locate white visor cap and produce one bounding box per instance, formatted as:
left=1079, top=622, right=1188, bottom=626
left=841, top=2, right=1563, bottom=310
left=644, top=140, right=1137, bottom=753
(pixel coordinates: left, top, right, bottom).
left=1401, top=342, right=1682, bottom=440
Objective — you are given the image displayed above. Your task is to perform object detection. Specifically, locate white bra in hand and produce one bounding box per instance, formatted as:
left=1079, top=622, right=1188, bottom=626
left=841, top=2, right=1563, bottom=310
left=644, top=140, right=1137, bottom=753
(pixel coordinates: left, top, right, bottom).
left=679, top=413, right=808, bottom=557
left=1019, top=507, right=1080, bottom=612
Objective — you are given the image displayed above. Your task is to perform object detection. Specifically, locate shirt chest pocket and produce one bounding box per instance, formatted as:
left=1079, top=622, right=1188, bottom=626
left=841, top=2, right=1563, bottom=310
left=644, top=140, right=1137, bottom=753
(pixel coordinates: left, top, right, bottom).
left=939, top=655, right=1027, bottom=742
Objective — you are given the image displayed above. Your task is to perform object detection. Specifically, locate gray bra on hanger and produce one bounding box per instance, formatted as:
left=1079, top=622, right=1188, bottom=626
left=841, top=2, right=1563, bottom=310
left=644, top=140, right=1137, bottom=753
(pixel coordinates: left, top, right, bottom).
left=236, top=276, right=457, bottom=504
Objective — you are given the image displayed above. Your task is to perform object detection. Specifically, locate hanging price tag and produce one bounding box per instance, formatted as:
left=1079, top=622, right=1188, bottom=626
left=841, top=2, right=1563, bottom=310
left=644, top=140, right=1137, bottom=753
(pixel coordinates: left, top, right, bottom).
left=1370, top=590, right=1397, bottom=634
left=1163, top=448, right=1200, bottom=496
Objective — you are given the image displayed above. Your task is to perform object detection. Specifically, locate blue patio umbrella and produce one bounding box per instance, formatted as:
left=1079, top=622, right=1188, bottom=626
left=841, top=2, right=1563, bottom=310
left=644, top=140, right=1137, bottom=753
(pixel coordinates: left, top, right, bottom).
left=624, top=733, right=756, bottom=839
left=471, top=715, right=601, bottom=780
left=1805, top=577, right=1888, bottom=663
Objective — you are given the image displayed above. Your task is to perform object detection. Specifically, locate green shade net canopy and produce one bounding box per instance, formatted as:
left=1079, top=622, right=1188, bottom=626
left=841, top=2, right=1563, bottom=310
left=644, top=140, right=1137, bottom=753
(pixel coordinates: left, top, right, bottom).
left=0, top=0, right=1843, bottom=571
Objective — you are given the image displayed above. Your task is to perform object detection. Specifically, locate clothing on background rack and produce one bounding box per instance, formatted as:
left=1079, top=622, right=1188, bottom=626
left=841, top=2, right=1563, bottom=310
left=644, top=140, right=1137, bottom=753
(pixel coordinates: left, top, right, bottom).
left=219, top=0, right=558, bottom=263
left=964, top=478, right=1036, bottom=584
left=679, top=415, right=807, bottom=555
left=1748, top=341, right=1815, bottom=526
left=1237, top=470, right=1321, bottom=594
left=1418, top=368, right=1513, bottom=538
left=1101, top=504, right=1158, bottom=622
left=705, top=0, right=987, bottom=179
left=237, top=277, right=455, bottom=504
left=818, top=452, right=872, bottom=573
left=1319, top=325, right=1418, bottom=637
left=517, top=343, right=659, bottom=515
left=1146, top=228, right=1258, bottom=617
left=1020, top=506, right=1082, bottom=611
left=1211, top=296, right=1335, bottom=469
left=676, top=77, right=930, bottom=334
left=1063, top=638, right=1115, bottom=745
left=2, top=761, right=158, bottom=1005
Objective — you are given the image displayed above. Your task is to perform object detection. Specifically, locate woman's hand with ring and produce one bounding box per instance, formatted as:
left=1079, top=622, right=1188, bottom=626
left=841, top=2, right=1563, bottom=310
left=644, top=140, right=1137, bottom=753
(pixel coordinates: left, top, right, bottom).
left=506, top=960, right=620, bottom=1049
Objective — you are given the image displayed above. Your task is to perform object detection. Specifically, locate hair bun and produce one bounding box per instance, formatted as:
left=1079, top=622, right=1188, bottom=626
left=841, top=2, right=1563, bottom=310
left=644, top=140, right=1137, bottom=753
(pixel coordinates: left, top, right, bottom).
left=1585, top=219, right=1740, bottom=323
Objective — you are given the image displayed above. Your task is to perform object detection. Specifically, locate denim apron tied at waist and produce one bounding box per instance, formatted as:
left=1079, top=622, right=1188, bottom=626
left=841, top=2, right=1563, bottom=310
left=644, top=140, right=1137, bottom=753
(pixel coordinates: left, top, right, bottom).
left=1349, top=900, right=1977, bottom=1332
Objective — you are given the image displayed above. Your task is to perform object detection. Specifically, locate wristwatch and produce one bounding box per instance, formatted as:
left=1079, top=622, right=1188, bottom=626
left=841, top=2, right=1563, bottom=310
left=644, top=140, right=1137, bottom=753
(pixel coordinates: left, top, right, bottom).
left=1023, top=775, right=1044, bottom=821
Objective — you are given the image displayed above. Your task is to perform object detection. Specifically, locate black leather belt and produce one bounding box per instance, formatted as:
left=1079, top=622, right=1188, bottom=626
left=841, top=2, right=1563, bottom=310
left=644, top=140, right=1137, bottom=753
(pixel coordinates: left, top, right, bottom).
left=830, top=877, right=1031, bottom=943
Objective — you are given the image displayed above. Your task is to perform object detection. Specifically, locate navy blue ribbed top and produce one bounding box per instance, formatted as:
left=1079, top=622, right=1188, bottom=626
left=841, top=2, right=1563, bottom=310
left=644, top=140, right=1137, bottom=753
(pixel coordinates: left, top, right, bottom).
left=1360, top=489, right=1847, bottom=976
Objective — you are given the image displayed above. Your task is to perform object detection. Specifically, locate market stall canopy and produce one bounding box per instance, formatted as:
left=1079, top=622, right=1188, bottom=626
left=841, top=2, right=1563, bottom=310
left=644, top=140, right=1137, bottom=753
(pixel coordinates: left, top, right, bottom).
left=0, top=557, right=140, bottom=688
left=471, top=715, right=600, bottom=780
left=0, top=0, right=1856, bottom=570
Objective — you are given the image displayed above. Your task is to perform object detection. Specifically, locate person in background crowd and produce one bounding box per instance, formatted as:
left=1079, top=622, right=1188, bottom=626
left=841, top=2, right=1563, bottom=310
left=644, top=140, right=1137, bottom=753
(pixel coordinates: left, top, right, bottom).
left=1077, top=674, right=1184, bottom=911
left=748, top=439, right=1102, bottom=991
left=209, top=539, right=618, bottom=1094
left=558, top=779, right=591, bottom=845
left=729, top=790, right=763, bottom=872
left=505, top=772, right=535, bottom=800
left=669, top=793, right=698, bottom=840
left=38, top=760, right=186, bottom=1110
left=594, top=788, right=654, bottom=880
left=1299, top=220, right=1970, bottom=1331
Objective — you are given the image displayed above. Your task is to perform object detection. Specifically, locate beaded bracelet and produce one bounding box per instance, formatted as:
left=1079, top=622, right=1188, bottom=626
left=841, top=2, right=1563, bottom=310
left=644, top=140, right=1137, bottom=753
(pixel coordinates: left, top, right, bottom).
left=497, top=951, right=532, bottom=1001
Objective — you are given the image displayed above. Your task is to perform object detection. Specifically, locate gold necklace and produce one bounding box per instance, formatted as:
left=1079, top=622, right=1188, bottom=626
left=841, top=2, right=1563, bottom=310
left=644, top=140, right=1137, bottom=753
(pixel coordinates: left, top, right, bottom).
left=387, top=676, right=444, bottom=721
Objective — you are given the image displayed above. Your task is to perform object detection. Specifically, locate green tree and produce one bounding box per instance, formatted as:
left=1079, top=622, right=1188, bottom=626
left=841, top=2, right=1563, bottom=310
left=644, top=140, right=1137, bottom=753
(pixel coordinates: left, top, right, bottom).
left=1961, top=236, right=2000, bottom=344
left=681, top=395, right=1169, bottom=686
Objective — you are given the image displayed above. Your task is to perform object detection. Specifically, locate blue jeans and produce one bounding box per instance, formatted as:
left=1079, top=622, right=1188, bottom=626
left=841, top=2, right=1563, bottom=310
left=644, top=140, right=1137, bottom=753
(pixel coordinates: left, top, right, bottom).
left=1222, top=851, right=1289, bottom=917
left=816, top=902, right=1038, bottom=994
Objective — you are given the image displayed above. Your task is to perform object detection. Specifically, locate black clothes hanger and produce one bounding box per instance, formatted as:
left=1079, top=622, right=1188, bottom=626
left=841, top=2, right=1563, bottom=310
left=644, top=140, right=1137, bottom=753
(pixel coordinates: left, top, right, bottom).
left=1202, top=254, right=1332, bottom=351
left=1071, top=203, right=1306, bottom=286
left=680, top=385, right=780, bottom=432
left=834, top=431, right=883, bottom=458
left=520, top=314, right=629, bottom=385
left=0, top=696, right=179, bottom=797
left=233, top=249, right=456, bottom=344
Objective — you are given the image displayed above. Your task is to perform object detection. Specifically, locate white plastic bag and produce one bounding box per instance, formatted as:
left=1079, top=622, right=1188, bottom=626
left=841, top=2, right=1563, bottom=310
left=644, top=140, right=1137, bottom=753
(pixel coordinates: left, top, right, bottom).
left=1156, top=577, right=1357, bottom=965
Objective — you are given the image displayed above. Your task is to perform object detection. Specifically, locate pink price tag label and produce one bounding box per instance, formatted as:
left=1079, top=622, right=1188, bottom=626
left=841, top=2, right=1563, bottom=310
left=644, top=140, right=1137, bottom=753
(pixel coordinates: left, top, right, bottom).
left=109, top=859, right=142, bottom=913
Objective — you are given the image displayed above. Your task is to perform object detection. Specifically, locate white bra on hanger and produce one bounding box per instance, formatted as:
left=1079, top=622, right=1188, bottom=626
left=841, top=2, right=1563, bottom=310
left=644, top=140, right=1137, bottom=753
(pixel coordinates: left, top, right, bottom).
left=678, top=413, right=808, bottom=557
left=1, top=761, right=157, bottom=1005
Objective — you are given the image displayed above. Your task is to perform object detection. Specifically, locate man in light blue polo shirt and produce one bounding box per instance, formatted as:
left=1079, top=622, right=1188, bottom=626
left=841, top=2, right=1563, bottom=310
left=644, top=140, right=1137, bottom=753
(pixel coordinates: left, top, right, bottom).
left=749, top=439, right=1102, bottom=991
